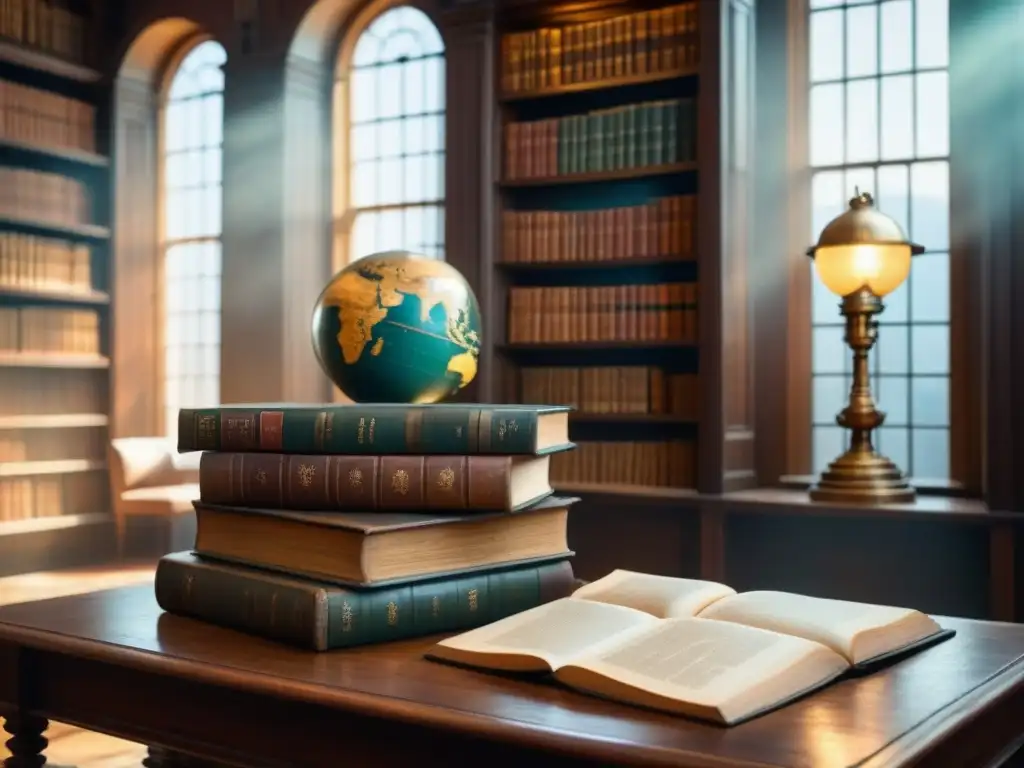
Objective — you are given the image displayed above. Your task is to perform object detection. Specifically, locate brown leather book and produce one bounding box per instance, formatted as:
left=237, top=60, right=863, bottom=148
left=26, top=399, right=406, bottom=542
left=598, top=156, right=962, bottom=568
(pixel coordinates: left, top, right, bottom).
left=192, top=495, right=577, bottom=588
left=199, top=452, right=553, bottom=513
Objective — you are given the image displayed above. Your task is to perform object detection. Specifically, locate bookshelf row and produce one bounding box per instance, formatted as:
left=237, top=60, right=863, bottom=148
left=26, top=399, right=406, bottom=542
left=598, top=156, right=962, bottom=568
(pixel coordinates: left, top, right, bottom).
left=0, top=168, right=90, bottom=226
left=0, top=366, right=105, bottom=415
left=0, top=231, right=93, bottom=290
left=0, top=306, right=100, bottom=354
left=500, top=2, right=699, bottom=97
left=551, top=439, right=696, bottom=489
left=0, top=471, right=108, bottom=525
left=504, top=98, right=695, bottom=182
left=521, top=366, right=697, bottom=419
left=0, top=77, right=96, bottom=152
left=501, top=195, right=695, bottom=264
left=0, top=423, right=105, bottom=462
left=0, top=0, right=91, bottom=65
left=507, top=283, right=697, bottom=344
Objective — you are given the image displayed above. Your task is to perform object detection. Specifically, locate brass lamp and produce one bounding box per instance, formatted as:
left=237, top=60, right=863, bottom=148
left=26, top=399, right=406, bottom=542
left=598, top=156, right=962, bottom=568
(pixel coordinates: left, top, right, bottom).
left=807, top=190, right=924, bottom=504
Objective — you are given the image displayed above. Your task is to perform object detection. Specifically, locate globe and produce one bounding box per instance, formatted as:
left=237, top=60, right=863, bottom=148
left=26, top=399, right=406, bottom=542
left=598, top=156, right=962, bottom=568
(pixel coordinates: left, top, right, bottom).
left=310, top=251, right=482, bottom=404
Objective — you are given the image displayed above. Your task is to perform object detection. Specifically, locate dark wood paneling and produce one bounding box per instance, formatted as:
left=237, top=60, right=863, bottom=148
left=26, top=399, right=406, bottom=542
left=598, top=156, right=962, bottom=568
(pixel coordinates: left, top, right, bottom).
left=723, top=511, right=991, bottom=618
left=568, top=501, right=700, bottom=581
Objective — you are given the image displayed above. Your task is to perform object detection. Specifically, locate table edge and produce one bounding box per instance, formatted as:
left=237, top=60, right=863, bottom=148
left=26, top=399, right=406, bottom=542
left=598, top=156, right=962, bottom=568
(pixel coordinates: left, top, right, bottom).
left=858, top=651, right=1024, bottom=767
left=0, top=621, right=781, bottom=768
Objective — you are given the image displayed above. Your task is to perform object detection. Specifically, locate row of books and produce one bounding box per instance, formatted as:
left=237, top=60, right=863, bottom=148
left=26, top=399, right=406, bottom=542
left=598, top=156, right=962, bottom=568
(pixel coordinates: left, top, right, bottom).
left=551, top=439, right=695, bottom=488
left=500, top=3, right=699, bottom=94
left=0, top=367, right=106, bottom=415
left=0, top=306, right=101, bottom=355
left=0, top=472, right=107, bottom=522
left=0, top=426, right=105, bottom=462
left=0, top=79, right=96, bottom=152
left=504, top=98, right=696, bottom=181
left=0, top=168, right=90, bottom=226
left=520, top=367, right=698, bottom=419
left=507, top=283, right=698, bottom=344
left=158, top=403, right=577, bottom=651
left=501, top=196, right=696, bottom=264
left=0, top=0, right=90, bottom=63
left=0, top=232, right=93, bottom=291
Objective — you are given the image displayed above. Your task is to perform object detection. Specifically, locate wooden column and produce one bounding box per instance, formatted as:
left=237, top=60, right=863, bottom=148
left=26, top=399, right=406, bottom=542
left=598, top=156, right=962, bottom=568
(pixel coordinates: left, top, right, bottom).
left=220, top=53, right=330, bottom=404
left=697, top=0, right=758, bottom=494
left=438, top=2, right=496, bottom=403
left=111, top=74, right=161, bottom=438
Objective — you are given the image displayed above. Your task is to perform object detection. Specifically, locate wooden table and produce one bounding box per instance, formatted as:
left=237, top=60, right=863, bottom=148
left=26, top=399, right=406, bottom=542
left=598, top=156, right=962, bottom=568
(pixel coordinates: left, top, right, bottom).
left=2, top=587, right=1024, bottom=768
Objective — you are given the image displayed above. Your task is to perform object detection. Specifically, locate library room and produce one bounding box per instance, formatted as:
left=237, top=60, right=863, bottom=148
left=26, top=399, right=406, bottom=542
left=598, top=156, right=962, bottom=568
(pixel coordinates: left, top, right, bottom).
left=1, top=0, right=1023, bottom=766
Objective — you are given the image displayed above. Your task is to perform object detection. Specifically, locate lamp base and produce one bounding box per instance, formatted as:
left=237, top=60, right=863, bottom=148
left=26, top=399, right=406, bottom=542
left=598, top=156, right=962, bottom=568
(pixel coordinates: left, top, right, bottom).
left=809, top=449, right=916, bottom=505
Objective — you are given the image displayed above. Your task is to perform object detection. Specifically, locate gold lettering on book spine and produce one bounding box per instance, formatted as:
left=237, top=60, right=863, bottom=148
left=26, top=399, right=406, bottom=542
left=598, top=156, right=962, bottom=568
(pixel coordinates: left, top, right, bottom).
left=386, top=601, right=399, bottom=626
left=467, top=589, right=479, bottom=612
left=348, top=467, right=363, bottom=488
left=254, top=468, right=268, bottom=485
left=341, top=601, right=354, bottom=632
left=392, top=469, right=410, bottom=495
left=297, top=464, right=316, bottom=487
left=437, top=466, right=455, bottom=490
left=357, top=417, right=366, bottom=444
left=196, top=415, right=217, bottom=444
left=431, top=596, right=441, bottom=617
left=368, top=417, right=376, bottom=443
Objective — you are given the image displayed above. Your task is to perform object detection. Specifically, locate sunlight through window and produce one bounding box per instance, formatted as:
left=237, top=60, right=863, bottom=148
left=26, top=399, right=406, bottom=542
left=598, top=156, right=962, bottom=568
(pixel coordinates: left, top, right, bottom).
left=808, top=0, right=950, bottom=479
left=344, top=6, right=445, bottom=262
left=162, top=39, right=225, bottom=442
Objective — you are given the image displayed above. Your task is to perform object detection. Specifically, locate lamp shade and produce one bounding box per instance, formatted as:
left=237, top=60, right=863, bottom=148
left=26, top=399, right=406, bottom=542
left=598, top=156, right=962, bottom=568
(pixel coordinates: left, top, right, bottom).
left=808, top=191, right=924, bottom=298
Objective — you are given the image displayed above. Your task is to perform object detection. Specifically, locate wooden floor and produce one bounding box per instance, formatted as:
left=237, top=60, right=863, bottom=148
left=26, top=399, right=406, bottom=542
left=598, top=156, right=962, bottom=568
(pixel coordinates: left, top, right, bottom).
left=0, top=562, right=156, bottom=768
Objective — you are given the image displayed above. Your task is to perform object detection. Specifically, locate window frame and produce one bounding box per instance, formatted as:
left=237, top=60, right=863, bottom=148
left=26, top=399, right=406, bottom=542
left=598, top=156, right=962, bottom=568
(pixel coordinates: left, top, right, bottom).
left=783, top=0, right=978, bottom=495
left=156, top=34, right=226, bottom=439
left=331, top=0, right=447, bottom=273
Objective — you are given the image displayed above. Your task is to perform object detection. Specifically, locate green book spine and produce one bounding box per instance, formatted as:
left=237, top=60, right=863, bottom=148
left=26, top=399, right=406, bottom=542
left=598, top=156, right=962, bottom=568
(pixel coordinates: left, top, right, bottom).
left=664, top=99, right=679, bottom=164
left=624, top=105, right=637, bottom=168
left=557, top=116, right=571, bottom=176
left=587, top=112, right=601, bottom=172
left=575, top=115, right=587, bottom=173
left=605, top=109, right=619, bottom=171
left=649, top=102, right=664, bottom=167
left=636, top=103, right=650, bottom=168
left=177, top=405, right=565, bottom=455
left=155, top=553, right=576, bottom=651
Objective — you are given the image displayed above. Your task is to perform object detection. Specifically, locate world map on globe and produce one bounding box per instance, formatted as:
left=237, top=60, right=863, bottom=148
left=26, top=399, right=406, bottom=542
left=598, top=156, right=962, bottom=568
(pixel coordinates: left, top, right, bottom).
left=311, top=252, right=482, bottom=404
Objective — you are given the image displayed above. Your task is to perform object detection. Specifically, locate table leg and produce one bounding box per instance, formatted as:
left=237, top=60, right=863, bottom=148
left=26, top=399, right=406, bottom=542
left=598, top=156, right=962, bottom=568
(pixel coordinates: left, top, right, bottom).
left=2, top=713, right=47, bottom=768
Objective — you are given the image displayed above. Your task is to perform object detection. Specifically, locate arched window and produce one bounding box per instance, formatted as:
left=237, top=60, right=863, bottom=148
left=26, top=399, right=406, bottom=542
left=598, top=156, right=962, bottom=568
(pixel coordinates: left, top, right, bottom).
left=340, top=6, right=445, bottom=263
left=808, top=0, right=949, bottom=479
left=161, top=40, right=226, bottom=441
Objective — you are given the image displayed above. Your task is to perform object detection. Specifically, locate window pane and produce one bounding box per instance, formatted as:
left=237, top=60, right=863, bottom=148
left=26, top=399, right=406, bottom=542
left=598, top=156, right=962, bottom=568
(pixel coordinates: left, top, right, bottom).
left=342, top=6, right=447, bottom=265
left=808, top=0, right=950, bottom=479
left=810, top=10, right=843, bottom=82
left=163, top=41, right=226, bottom=442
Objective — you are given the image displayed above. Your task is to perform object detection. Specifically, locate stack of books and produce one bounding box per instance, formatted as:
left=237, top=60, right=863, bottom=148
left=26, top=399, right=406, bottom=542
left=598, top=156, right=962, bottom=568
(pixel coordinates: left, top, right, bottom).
left=154, top=403, right=579, bottom=651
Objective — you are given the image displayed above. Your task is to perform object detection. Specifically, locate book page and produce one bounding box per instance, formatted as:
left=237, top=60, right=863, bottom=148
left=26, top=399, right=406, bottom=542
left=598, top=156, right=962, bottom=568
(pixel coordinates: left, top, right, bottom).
left=572, top=570, right=736, bottom=619
left=556, top=618, right=848, bottom=724
left=698, top=591, right=941, bottom=664
left=430, top=597, right=658, bottom=672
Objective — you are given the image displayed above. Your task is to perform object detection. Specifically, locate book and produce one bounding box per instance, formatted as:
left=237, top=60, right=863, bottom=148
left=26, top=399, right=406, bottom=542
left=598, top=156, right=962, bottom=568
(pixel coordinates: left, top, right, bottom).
left=427, top=569, right=953, bottom=726
left=155, top=551, right=577, bottom=651
left=177, top=403, right=572, bottom=456
left=192, top=495, right=577, bottom=587
left=198, top=451, right=554, bottom=513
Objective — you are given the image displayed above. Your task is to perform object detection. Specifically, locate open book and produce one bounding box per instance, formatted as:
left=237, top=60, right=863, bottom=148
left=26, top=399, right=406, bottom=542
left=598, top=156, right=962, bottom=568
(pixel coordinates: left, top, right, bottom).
left=427, top=570, right=953, bottom=725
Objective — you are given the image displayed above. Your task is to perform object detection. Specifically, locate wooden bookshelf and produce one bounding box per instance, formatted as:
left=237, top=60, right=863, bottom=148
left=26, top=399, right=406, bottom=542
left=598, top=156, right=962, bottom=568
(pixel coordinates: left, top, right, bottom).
left=484, top=0, right=756, bottom=499
left=0, top=0, right=111, bottom=561
left=490, top=0, right=703, bottom=497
